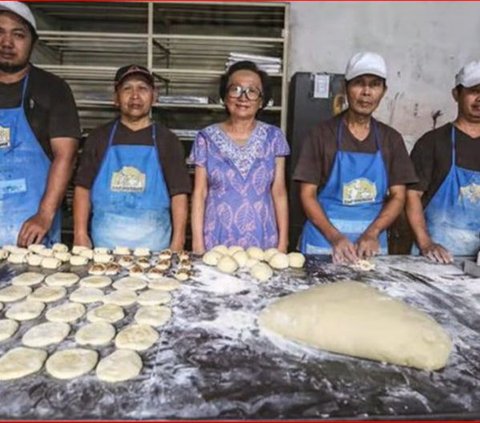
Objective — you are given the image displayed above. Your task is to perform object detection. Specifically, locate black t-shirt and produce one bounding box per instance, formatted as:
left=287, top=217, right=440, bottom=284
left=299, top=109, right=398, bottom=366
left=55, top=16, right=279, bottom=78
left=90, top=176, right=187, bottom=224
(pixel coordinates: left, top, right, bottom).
left=408, top=123, right=480, bottom=207
left=74, top=120, right=192, bottom=197
left=293, top=114, right=418, bottom=190
left=0, top=64, right=81, bottom=159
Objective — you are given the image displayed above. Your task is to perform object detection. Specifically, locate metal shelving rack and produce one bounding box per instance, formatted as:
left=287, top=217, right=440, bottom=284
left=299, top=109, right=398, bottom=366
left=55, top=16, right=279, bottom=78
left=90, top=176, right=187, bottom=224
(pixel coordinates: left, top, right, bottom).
left=30, top=2, right=290, bottom=136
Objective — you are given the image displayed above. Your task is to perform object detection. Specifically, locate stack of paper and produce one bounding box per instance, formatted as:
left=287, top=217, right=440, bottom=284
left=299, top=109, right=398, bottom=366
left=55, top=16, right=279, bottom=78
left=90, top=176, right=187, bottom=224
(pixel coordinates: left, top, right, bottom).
left=226, top=52, right=282, bottom=75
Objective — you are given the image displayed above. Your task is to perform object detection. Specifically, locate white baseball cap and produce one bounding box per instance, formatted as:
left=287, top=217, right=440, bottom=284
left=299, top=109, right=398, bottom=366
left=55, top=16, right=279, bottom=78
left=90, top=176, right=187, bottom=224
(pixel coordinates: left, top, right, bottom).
left=0, top=2, right=36, bottom=32
left=455, top=60, right=480, bottom=88
left=345, top=52, right=387, bottom=81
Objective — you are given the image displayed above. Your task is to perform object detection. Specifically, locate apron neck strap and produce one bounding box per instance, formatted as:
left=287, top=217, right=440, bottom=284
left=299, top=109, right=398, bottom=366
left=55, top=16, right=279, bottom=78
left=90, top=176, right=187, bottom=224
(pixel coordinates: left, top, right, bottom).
left=20, top=73, right=30, bottom=109
left=451, top=124, right=456, bottom=164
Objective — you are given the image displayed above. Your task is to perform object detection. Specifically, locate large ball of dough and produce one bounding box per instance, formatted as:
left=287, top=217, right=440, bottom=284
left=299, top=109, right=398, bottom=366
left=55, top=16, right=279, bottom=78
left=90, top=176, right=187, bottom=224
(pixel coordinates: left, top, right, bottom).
left=211, top=245, right=229, bottom=255
left=263, top=248, right=279, bottom=262
left=288, top=252, right=306, bottom=268
left=269, top=252, right=289, bottom=270
left=250, top=262, right=273, bottom=282
left=227, top=245, right=244, bottom=256
left=217, top=255, right=238, bottom=274
left=246, top=246, right=264, bottom=261
left=232, top=251, right=248, bottom=267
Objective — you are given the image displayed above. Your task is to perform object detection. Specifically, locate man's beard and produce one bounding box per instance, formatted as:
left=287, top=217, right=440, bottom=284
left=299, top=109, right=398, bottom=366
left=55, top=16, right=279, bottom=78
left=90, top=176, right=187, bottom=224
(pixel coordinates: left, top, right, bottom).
left=0, top=61, right=29, bottom=74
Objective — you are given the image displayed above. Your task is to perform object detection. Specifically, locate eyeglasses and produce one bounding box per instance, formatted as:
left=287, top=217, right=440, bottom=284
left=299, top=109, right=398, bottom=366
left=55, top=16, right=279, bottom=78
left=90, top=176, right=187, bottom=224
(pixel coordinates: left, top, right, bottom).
left=226, top=85, right=263, bottom=101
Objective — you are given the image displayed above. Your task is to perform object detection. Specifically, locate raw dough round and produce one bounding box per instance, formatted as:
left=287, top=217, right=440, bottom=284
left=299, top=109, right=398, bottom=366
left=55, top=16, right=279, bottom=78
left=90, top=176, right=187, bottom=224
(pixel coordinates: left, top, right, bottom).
left=46, top=302, right=86, bottom=323
left=133, top=247, right=150, bottom=257
left=115, top=324, right=159, bottom=351
left=0, top=285, right=32, bottom=302
left=211, top=245, right=229, bottom=255
left=146, top=268, right=165, bottom=280
left=113, top=246, right=131, bottom=255
left=148, top=278, right=181, bottom=291
left=93, top=253, right=114, bottom=264
left=70, top=255, right=89, bottom=266
left=258, top=281, right=453, bottom=371
left=263, top=248, right=279, bottom=262
left=38, top=248, right=54, bottom=257
left=87, top=304, right=124, bottom=323
left=41, top=257, right=61, bottom=269
left=269, top=252, right=289, bottom=270
left=88, top=263, right=106, bottom=275
left=105, top=263, right=121, bottom=276
left=232, top=250, right=248, bottom=267
left=250, top=262, right=273, bottom=282
left=5, top=301, right=45, bottom=321
left=136, top=257, right=151, bottom=269
left=80, top=275, right=112, bottom=289
left=46, top=348, right=98, bottom=379
left=96, top=349, right=142, bottom=383
left=288, top=252, right=306, bottom=268
left=0, top=249, right=9, bottom=260
left=0, top=347, right=47, bottom=380
left=227, top=245, right=244, bottom=256
left=94, top=247, right=110, bottom=255
left=135, top=305, right=171, bottom=327
left=52, top=243, right=68, bottom=253
left=11, top=272, right=44, bottom=287
left=75, top=322, right=115, bottom=346
left=137, top=290, right=171, bottom=306
left=246, top=246, right=264, bottom=261
left=28, top=286, right=66, bottom=303
left=22, top=322, right=70, bottom=347
left=174, top=269, right=190, bottom=281
left=71, top=245, right=89, bottom=255
left=26, top=253, right=43, bottom=267
left=79, top=249, right=94, bottom=260
left=351, top=259, right=376, bottom=271
left=245, top=258, right=260, bottom=269
left=103, top=289, right=137, bottom=306
left=45, top=272, right=80, bottom=287
left=54, top=252, right=71, bottom=263
left=27, top=244, right=45, bottom=254
left=118, top=255, right=135, bottom=268
left=217, top=255, right=238, bottom=274
left=7, top=253, right=27, bottom=264
left=113, top=277, right=147, bottom=291
left=202, top=250, right=222, bottom=266
left=70, top=287, right=104, bottom=304
left=0, top=319, right=19, bottom=341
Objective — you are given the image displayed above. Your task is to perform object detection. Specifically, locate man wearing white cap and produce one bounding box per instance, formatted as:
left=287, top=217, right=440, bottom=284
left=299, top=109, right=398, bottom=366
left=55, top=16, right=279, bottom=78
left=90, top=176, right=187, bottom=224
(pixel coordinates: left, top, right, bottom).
left=294, top=52, right=417, bottom=263
left=406, top=60, right=480, bottom=262
left=0, top=2, right=80, bottom=247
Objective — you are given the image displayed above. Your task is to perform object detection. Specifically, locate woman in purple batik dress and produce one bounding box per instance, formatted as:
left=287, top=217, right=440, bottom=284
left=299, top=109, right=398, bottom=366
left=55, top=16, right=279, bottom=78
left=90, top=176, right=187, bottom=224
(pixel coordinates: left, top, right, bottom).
left=190, top=61, right=290, bottom=254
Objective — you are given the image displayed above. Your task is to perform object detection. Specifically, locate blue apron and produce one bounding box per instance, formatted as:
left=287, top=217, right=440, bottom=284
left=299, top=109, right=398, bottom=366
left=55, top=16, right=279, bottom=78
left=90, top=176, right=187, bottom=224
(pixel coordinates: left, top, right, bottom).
left=300, top=119, right=388, bottom=254
left=422, top=125, right=480, bottom=256
left=0, top=74, right=61, bottom=247
left=90, top=121, right=172, bottom=250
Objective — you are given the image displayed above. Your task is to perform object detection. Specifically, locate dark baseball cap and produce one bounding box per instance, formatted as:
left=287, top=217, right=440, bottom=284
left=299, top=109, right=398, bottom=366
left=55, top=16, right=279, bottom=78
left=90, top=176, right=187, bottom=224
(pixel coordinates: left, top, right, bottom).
left=114, top=64, right=155, bottom=89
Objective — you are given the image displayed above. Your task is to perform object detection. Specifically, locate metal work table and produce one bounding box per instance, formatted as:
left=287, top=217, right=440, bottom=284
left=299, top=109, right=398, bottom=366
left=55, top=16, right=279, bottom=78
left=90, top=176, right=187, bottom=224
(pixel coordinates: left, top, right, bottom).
left=0, top=255, right=479, bottom=419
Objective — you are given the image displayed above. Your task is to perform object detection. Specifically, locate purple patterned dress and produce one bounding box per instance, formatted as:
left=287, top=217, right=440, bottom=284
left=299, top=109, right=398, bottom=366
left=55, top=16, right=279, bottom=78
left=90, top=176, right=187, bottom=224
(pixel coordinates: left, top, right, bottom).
left=190, top=121, right=290, bottom=250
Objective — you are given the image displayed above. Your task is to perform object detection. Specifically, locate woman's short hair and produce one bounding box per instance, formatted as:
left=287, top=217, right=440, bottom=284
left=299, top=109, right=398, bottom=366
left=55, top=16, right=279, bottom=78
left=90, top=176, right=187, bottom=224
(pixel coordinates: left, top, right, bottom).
left=219, top=60, right=272, bottom=109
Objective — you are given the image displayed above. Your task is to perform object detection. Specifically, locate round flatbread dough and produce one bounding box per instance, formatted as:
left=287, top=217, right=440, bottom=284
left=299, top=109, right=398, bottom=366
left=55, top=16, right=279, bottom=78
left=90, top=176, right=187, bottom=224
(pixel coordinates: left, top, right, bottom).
left=245, top=258, right=260, bottom=269
left=87, top=304, right=124, bottom=323
left=70, top=255, right=89, bottom=266
left=0, top=319, right=19, bottom=341
left=93, top=253, right=114, bottom=264
left=45, top=272, right=80, bottom=287
left=72, top=245, right=89, bottom=255
left=54, top=252, right=71, bottom=263
left=227, top=245, right=244, bottom=256
left=0, top=347, right=47, bottom=380
left=113, top=246, right=130, bottom=255
left=22, top=322, right=70, bottom=347
left=113, top=277, right=147, bottom=291
left=27, top=244, right=45, bottom=254
left=75, top=322, right=115, bottom=346
left=268, top=252, right=289, bottom=270
left=0, top=285, right=31, bottom=302
left=80, top=275, right=112, bottom=289
left=46, top=348, right=98, bottom=379
left=133, top=247, right=150, bottom=257
left=146, top=268, right=165, bottom=280
left=46, top=302, right=86, bottom=323
left=28, top=286, right=66, bottom=303
left=148, top=278, right=181, bottom=291
left=246, top=246, right=264, bottom=261
left=52, top=243, right=68, bottom=253
left=103, top=289, right=137, bottom=306
left=288, top=252, right=306, bottom=268
left=70, top=287, right=104, bottom=304
left=233, top=251, right=248, bottom=267
left=26, top=253, right=43, bottom=267
left=263, top=248, right=279, bottom=262
left=7, top=253, right=27, bottom=264
left=137, top=290, right=171, bottom=306
left=115, top=324, right=159, bottom=351
left=96, top=349, right=142, bottom=383
left=135, top=305, right=171, bottom=327
left=5, top=301, right=45, bottom=321
left=11, top=272, right=44, bottom=287
left=250, top=262, right=273, bottom=282
left=40, top=257, right=61, bottom=269
left=94, top=247, right=110, bottom=255
left=217, top=255, right=238, bottom=274
left=211, top=244, right=229, bottom=255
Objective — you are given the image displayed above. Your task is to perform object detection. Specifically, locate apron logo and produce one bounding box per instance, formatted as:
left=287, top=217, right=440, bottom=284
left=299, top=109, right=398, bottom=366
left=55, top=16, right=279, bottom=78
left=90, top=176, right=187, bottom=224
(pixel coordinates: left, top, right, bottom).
left=0, top=125, right=11, bottom=148
left=343, top=178, right=377, bottom=205
left=111, top=166, right=146, bottom=193
left=460, top=182, right=480, bottom=203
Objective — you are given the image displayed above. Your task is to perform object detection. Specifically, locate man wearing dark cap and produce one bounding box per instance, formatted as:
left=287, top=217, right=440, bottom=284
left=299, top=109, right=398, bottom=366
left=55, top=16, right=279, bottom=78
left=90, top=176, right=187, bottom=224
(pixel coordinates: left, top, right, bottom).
left=0, top=1, right=81, bottom=247
left=406, top=60, right=480, bottom=262
left=73, top=65, right=191, bottom=251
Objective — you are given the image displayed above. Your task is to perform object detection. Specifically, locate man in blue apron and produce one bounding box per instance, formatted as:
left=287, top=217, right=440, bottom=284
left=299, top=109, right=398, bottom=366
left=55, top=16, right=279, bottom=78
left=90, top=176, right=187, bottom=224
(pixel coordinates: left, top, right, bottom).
left=0, top=2, right=80, bottom=247
left=73, top=65, right=191, bottom=251
left=294, top=52, right=418, bottom=263
left=407, top=60, right=480, bottom=263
